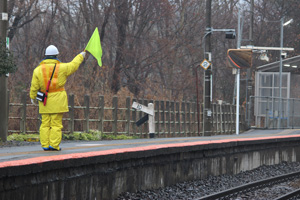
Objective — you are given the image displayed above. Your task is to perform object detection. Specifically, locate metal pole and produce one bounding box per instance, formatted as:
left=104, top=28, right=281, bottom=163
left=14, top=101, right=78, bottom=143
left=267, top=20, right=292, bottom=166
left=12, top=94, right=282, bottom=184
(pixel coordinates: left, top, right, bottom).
left=0, top=0, right=8, bottom=142
left=278, top=17, right=283, bottom=129
left=203, top=0, right=212, bottom=136
left=195, top=67, right=200, bottom=135
left=236, top=10, right=242, bottom=135
left=246, top=0, right=254, bottom=127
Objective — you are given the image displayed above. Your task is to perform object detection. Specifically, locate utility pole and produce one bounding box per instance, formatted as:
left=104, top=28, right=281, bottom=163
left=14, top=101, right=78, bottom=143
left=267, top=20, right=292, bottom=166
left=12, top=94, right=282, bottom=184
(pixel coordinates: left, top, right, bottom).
left=245, top=0, right=254, bottom=128
left=0, top=0, right=8, bottom=141
left=203, top=0, right=212, bottom=136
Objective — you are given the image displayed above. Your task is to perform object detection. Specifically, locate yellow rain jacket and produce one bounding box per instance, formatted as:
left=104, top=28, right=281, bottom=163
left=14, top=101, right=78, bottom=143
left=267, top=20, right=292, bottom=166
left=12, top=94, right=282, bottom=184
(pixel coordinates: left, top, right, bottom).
left=30, top=54, right=84, bottom=113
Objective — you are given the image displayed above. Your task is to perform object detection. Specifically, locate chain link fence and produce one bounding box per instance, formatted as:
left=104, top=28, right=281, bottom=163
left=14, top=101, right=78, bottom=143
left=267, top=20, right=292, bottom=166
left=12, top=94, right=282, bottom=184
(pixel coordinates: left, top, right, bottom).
left=248, top=96, right=300, bottom=129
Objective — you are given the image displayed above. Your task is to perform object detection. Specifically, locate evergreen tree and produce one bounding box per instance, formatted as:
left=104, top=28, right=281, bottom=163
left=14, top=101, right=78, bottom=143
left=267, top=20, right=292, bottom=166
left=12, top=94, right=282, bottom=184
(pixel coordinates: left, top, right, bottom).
left=0, top=38, right=17, bottom=75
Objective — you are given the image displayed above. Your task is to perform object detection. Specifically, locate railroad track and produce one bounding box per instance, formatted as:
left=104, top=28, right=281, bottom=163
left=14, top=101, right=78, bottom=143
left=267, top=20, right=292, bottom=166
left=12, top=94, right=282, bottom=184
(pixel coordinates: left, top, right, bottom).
left=195, top=171, right=300, bottom=200
left=274, top=188, right=300, bottom=200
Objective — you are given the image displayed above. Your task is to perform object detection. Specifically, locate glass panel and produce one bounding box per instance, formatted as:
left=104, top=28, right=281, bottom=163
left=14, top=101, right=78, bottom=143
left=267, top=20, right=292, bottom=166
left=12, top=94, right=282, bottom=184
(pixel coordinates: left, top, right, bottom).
left=273, top=88, right=280, bottom=97
left=259, top=88, right=272, bottom=96
left=282, top=74, right=288, bottom=87
left=274, top=74, right=279, bottom=87
left=281, top=89, right=287, bottom=98
left=259, top=102, right=267, bottom=115
left=260, top=74, right=273, bottom=87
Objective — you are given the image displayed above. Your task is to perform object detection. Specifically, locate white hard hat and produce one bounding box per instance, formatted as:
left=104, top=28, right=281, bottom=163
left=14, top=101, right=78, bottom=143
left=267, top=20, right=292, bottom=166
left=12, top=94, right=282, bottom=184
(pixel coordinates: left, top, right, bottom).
left=45, top=45, right=59, bottom=56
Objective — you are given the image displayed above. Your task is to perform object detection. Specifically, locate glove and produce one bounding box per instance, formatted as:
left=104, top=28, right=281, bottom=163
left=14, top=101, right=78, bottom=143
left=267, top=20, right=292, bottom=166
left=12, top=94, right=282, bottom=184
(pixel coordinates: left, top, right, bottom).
left=80, top=51, right=86, bottom=58
left=31, top=99, right=36, bottom=105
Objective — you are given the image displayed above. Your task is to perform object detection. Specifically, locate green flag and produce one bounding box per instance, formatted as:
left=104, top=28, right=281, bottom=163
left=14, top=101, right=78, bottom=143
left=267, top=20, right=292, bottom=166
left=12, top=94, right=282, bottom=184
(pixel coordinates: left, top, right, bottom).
left=85, top=27, right=102, bottom=66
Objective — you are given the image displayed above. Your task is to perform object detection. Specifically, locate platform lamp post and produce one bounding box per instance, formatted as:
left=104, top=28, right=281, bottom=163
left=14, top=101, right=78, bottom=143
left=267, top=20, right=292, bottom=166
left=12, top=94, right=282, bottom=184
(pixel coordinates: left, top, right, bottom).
left=278, top=17, right=293, bottom=129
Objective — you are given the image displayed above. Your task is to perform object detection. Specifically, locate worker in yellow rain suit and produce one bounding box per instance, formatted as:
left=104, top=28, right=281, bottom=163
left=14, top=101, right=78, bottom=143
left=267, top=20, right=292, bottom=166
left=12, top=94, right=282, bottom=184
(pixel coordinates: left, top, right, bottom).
left=30, top=45, right=86, bottom=151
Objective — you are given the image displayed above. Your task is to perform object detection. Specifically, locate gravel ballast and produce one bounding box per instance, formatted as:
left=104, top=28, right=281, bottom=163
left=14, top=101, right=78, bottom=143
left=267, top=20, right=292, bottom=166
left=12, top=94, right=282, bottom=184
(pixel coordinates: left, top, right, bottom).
left=117, top=162, right=300, bottom=200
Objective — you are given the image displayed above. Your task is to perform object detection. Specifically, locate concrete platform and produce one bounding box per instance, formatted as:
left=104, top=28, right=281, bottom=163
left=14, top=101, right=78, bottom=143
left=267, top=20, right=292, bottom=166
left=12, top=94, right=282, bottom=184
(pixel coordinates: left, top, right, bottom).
left=1, top=129, right=300, bottom=199
left=0, top=129, right=299, bottom=164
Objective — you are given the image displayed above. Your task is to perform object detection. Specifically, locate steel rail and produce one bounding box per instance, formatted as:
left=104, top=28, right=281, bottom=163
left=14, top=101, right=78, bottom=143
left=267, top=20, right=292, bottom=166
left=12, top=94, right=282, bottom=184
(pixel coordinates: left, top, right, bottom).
left=274, top=188, right=300, bottom=200
left=195, top=171, right=300, bottom=200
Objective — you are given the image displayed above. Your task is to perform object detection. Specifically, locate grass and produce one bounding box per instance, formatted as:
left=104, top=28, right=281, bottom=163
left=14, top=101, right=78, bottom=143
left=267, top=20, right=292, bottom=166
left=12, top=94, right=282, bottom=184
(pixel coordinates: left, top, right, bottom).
left=7, top=130, right=138, bottom=142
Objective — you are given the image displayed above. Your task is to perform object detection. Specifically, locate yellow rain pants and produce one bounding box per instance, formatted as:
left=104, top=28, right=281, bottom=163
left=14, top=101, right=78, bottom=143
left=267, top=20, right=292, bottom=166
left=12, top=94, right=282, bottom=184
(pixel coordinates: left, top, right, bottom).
left=40, top=113, right=63, bottom=150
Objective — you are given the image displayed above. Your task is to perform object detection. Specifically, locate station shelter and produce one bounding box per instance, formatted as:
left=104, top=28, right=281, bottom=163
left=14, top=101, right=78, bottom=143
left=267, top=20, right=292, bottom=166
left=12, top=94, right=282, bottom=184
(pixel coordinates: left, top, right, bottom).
left=253, top=55, right=300, bottom=129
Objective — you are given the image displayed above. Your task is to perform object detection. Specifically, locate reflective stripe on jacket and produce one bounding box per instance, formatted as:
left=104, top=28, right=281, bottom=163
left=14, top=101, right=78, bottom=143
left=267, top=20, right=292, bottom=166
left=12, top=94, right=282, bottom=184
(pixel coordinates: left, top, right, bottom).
left=30, top=54, right=84, bottom=114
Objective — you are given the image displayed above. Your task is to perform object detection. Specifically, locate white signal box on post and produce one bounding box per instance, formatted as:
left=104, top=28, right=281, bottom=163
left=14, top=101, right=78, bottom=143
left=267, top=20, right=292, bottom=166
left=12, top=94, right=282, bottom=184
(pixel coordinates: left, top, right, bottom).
left=132, top=102, right=155, bottom=138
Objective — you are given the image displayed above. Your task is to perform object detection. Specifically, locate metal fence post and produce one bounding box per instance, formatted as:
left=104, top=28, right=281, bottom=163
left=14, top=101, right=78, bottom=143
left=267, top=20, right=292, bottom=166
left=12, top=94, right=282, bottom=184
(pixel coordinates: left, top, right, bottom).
left=160, top=100, right=165, bottom=137
left=181, top=101, right=186, bottom=136
left=98, top=95, right=104, bottom=133
left=248, top=96, right=252, bottom=128
left=266, top=97, right=269, bottom=129
left=84, top=95, right=90, bottom=133
left=155, top=100, right=160, bottom=137
left=229, top=103, right=234, bottom=134
left=166, top=101, right=171, bottom=137
left=125, top=97, right=131, bottom=135
left=292, top=99, right=295, bottom=129
left=187, top=102, right=191, bottom=136
left=20, top=91, right=27, bottom=134
left=171, top=101, right=175, bottom=136
left=69, top=94, right=74, bottom=134
left=112, top=96, right=118, bottom=135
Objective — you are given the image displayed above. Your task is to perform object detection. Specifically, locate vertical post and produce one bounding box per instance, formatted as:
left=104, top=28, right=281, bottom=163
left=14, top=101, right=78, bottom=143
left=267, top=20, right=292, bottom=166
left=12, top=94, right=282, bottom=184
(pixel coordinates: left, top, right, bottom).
left=287, top=98, right=290, bottom=128
left=278, top=17, right=284, bottom=129
left=171, top=101, right=175, bottom=136
left=195, top=67, right=200, bottom=136
left=236, top=69, right=240, bottom=135
left=125, top=97, right=131, bottom=135
left=20, top=91, right=27, bottom=134
left=187, top=102, right=191, bottom=136
left=266, top=97, right=270, bottom=129
left=160, top=100, right=165, bottom=137
left=220, top=102, right=223, bottom=134
left=216, top=102, right=220, bottom=134
left=69, top=94, right=75, bottom=134
left=155, top=100, right=160, bottom=137
left=292, top=99, right=295, bottom=129
left=230, top=103, right=234, bottom=134
left=245, top=0, right=254, bottom=124
left=138, top=99, right=143, bottom=135
left=7, top=89, right=9, bottom=127
left=132, top=98, right=137, bottom=136
left=166, top=101, right=171, bottom=137
left=84, top=95, right=90, bottom=133
left=98, top=95, right=104, bottom=134
left=181, top=101, right=186, bottom=136
left=247, top=96, right=251, bottom=128
left=203, top=0, right=212, bottom=136
left=112, top=96, right=118, bottom=135
left=236, top=9, right=242, bottom=135
left=0, top=0, right=8, bottom=141
left=176, top=102, right=180, bottom=136
left=148, top=103, right=155, bottom=138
